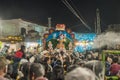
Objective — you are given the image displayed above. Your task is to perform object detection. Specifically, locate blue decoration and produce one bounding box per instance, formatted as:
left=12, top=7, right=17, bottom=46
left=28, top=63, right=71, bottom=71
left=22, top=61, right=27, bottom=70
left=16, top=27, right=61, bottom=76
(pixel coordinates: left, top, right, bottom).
left=74, top=33, right=96, bottom=53
left=46, top=30, right=73, bottom=42
left=37, top=40, right=42, bottom=46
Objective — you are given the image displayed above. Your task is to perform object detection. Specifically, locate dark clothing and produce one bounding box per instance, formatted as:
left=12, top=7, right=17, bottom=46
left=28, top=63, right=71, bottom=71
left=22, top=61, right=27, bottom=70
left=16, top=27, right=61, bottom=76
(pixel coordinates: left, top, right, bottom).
left=105, top=62, right=111, bottom=76
left=19, top=77, right=28, bottom=80
left=35, top=77, right=48, bottom=80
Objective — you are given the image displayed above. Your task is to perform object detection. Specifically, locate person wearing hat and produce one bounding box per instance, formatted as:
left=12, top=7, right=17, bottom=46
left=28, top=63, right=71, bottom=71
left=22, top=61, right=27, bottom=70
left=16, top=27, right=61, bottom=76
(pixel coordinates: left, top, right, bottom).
left=0, top=56, right=9, bottom=80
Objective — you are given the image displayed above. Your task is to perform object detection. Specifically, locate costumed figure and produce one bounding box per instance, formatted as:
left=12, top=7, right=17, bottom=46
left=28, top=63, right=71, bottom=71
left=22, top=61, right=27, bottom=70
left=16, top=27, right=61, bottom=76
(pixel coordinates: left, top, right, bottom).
left=68, top=42, right=73, bottom=50
left=37, top=44, right=43, bottom=53
left=57, top=34, right=66, bottom=52
left=48, top=41, right=53, bottom=52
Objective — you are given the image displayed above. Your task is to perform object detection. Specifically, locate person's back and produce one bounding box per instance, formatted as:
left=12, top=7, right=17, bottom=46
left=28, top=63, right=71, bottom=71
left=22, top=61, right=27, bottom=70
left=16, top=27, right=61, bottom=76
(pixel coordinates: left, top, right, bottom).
left=51, top=65, right=64, bottom=80
left=18, top=62, right=30, bottom=80
left=65, top=67, right=96, bottom=80
left=14, top=45, right=26, bottom=59
left=110, top=57, right=120, bottom=75
left=4, top=63, right=15, bottom=80
left=14, top=50, right=23, bottom=59
left=12, top=45, right=26, bottom=79
left=110, top=63, right=120, bottom=75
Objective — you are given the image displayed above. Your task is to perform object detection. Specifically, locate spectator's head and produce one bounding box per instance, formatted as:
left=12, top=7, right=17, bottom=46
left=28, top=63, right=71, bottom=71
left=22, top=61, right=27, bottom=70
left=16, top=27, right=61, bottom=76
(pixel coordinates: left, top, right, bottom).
left=44, top=57, right=51, bottom=64
left=67, top=65, right=79, bottom=73
left=113, top=57, right=118, bottom=63
left=84, top=60, right=104, bottom=80
left=86, top=54, right=92, bottom=60
left=20, top=62, right=30, bottom=77
left=54, top=60, right=62, bottom=67
left=65, top=67, right=96, bottom=80
left=0, top=56, right=8, bottom=76
left=29, top=63, right=45, bottom=80
left=52, top=65, right=64, bottom=80
left=20, top=45, right=26, bottom=51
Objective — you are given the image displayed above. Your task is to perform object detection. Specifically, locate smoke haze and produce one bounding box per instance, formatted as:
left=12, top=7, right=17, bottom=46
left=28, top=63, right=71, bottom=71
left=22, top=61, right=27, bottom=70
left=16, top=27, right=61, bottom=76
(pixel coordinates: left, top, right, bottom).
left=93, top=31, right=120, bottom=49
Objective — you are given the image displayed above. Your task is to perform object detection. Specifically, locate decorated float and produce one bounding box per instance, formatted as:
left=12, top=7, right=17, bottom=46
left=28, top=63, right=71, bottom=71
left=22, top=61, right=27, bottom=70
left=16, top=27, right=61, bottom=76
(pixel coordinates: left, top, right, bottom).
left=43, top=24, right=75, bottom=53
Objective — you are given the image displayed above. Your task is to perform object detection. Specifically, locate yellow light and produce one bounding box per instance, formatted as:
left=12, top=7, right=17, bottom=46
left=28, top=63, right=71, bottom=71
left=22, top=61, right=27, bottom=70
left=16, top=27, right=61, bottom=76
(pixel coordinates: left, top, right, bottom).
left=75, top=42, right=79, bottom=46
left=11, top=41, right=14, bottom=43
left=15, top=37, right=17, bottom=40
left=8, top=36, right=11, bottom=39
left=5, top=38, right=8, bottom=40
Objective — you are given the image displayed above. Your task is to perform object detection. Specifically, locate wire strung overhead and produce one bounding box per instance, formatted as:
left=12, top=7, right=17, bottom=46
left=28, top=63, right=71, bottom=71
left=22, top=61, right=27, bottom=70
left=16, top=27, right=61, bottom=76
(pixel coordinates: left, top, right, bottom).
left=61, top=0, right=91, bottom=31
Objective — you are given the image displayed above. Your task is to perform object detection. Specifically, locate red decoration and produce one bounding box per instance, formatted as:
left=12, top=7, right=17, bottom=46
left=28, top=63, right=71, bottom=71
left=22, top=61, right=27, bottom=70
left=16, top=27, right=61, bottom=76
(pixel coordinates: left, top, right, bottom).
left=56, top=24, right=66, bottom=30
left=71, top=33, right=75, bottom=39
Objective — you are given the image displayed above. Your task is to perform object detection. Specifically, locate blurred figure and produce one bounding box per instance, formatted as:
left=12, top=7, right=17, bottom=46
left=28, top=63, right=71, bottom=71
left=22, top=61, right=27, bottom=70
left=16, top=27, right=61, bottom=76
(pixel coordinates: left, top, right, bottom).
left=18, top=62, right=30, bottom=80
left=105, top=56, right=112, bottom=76
left=84, top=60, right=104, bottom=80
left=0, top=56, right=9, bottom=80
left=29, top=63, right=48, bottom=80
left=65, top=67, right=96, bottom=80
left=4, top=63, right=14, bottom=80
left=66, top=65, right=79, bottom=73
left=110, top=57, right=120, bottom=75
left=42, top=57, right=52, bottom=79
left=11, top=49, right=15, bottom=55
left=14, top=45, right=26, bottom=60
left=51, top=65, right=64, bottom=80
left=12, top=45, right=26, bottom=79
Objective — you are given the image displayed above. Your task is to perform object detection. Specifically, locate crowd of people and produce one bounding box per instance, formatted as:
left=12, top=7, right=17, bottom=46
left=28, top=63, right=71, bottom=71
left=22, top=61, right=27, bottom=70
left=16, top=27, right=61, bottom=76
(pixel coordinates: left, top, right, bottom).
left=105, top=54, right=120, bottom=76
left=1, top=44, right=120, bottom=80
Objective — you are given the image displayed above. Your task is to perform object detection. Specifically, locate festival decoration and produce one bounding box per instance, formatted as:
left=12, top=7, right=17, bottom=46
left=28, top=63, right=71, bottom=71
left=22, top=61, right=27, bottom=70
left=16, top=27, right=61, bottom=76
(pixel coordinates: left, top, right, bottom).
left=56, top=24, right=65, bottom=31
left=68, top=42, right=73, bottom=50
left=43, top=24, right=74, bottom=50
left=44, top=33, right=49, bottom=39
left=71, top=33, right=75, bottom=39
left=48, top=41, right=53, bottom=50
left=42, top=39, right=46, bottom=50
left=0, top=36, right=23, bottom=43
left=49, top=28, right=55, bottom=34
left=66, top=28, right=72, bottom=33
left=74, top=33, right=96, bottom=52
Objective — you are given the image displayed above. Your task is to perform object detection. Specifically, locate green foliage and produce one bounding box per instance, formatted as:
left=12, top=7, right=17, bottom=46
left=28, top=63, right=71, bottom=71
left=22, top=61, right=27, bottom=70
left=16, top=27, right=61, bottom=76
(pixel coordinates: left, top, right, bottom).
left=46, top=38, right=71, bottom=50
left=63, top=38, right=71, bottom=50
left=46, top=39, right=58, bottom=49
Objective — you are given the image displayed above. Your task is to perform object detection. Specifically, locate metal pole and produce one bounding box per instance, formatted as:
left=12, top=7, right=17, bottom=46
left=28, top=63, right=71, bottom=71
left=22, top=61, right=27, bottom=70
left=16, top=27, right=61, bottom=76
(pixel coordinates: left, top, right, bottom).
left=96, top=8, right=101, bottom=34
left=48, top=17, right=51, bottom=28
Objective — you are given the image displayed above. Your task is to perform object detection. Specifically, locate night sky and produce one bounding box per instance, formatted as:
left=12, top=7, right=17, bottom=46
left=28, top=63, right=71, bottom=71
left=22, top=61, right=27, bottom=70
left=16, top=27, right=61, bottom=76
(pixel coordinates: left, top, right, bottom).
left=0, top=0, right=120, bottom=32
